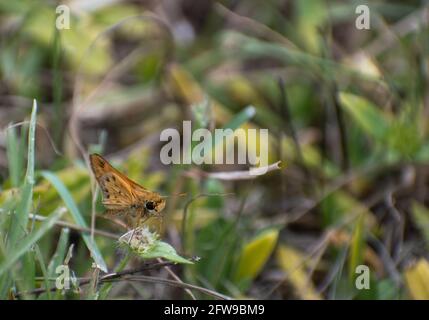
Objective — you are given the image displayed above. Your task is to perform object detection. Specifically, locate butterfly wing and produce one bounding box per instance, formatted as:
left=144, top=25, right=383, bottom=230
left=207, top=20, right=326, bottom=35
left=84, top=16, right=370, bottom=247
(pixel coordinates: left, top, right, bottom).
left=90, top=153, right=138, bottom=210
left=89, top=153, right=166, bottom=222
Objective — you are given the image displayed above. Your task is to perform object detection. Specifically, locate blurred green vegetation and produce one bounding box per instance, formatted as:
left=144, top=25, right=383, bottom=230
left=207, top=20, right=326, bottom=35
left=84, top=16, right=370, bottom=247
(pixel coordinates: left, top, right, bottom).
left=0, top=0, right=429, bottom=300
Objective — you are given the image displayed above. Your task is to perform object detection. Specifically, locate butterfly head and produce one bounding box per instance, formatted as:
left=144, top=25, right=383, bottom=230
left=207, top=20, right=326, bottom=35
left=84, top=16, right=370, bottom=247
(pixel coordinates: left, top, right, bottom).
left=144, top=195, right=166, bottom=216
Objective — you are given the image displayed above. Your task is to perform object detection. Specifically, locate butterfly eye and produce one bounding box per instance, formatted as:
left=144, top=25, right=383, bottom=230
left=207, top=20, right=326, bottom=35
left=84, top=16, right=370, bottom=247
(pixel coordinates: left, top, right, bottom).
left=145, top=201, right=155, bottom=211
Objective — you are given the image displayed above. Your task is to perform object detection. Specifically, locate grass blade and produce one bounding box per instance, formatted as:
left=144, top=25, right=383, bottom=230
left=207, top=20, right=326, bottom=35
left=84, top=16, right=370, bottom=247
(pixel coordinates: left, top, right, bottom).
left=47, top=227, right=70, bottom=277
left=348, top=214, right=365, bottom=283
left=7, top=99, right=38, bottom=249
left=34, top=245, right=51, bottom=300
left=40, top=171, right=108, bottom=273
left=98, top=253, right=130, bottom=300
left=213, top=105, right=256, bottom=148
left=338, top=92, right=390, bottom=141
left=0, top=207, right=65, bottom=277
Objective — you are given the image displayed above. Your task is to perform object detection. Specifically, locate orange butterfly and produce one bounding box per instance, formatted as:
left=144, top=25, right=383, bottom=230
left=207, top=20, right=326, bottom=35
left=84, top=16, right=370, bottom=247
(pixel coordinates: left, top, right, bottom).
left=89, top=153, right=165, bottom=228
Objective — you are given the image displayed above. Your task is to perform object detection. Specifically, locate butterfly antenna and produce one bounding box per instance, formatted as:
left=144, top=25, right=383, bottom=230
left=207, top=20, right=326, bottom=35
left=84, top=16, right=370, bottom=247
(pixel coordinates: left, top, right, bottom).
left=160, top=192, right=187, bottom=199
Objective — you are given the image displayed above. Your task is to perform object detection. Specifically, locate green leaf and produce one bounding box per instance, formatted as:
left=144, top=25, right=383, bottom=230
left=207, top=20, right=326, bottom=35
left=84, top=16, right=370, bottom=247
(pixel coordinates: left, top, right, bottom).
left=7, top=99, right=37, bottom=249
left=40, top=171, right=108, bottom=273
left=0, top=207, right=65, bottom=277
left=189, top=104, right=256, bottom=169
left=138, top=241, right=193, bottom=264
left=21, top=250, right=36, bottom=297
left=210, top=105, right=256, bottom=149
left=404, top=259, right=429, bottom=300
left=349, top=214, right=365, bottom=282
left=119, top=228, right=192, bottom=264
left=296, top=0, right=327, bottom=53
left=223, top=105, right=256, bottom=132
left=234, top=228, right=279, bottom=282
left=276, top=244, right=321, bottom=300
left=322, top=190, right=374, bottom=226
left=338, top=92, right=391, bottom=141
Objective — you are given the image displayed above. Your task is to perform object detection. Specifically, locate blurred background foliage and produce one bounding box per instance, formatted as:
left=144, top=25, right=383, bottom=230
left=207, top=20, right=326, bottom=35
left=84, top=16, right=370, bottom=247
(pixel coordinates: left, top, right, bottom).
left=0, top=0, right=429, bottom=300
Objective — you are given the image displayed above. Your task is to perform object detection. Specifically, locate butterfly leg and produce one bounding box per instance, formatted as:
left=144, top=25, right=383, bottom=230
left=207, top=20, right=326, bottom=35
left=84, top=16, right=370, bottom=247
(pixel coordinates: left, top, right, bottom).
left=128, top=228, right=136, bottom=245
left=154, top=215, right=163, bottom=234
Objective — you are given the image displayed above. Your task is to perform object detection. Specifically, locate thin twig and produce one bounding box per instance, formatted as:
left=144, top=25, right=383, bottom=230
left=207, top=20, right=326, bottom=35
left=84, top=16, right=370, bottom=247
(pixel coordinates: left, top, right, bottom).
left=184, top=162, right=282, bottom=180
left=385, top=191, right=404, bottom=264
left=28, top=213, right=119, bottom=239
left=214, top=2, right=297, bottom=49
left=15, top=260, right=179, bottom=298
left=109, top=275, right=232, bottom=300
left=367, top=234, right=403, bottom=287
left=156, top=257, right=196, bottom=300
left=16, top=258, right=229, bottom=300
left=5, top=121, right=62, bottom=156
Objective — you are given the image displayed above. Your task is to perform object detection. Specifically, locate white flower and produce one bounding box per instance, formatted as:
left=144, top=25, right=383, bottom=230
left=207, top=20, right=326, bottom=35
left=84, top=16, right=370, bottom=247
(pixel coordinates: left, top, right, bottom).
left=118, top=226, right=159, bottom=254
